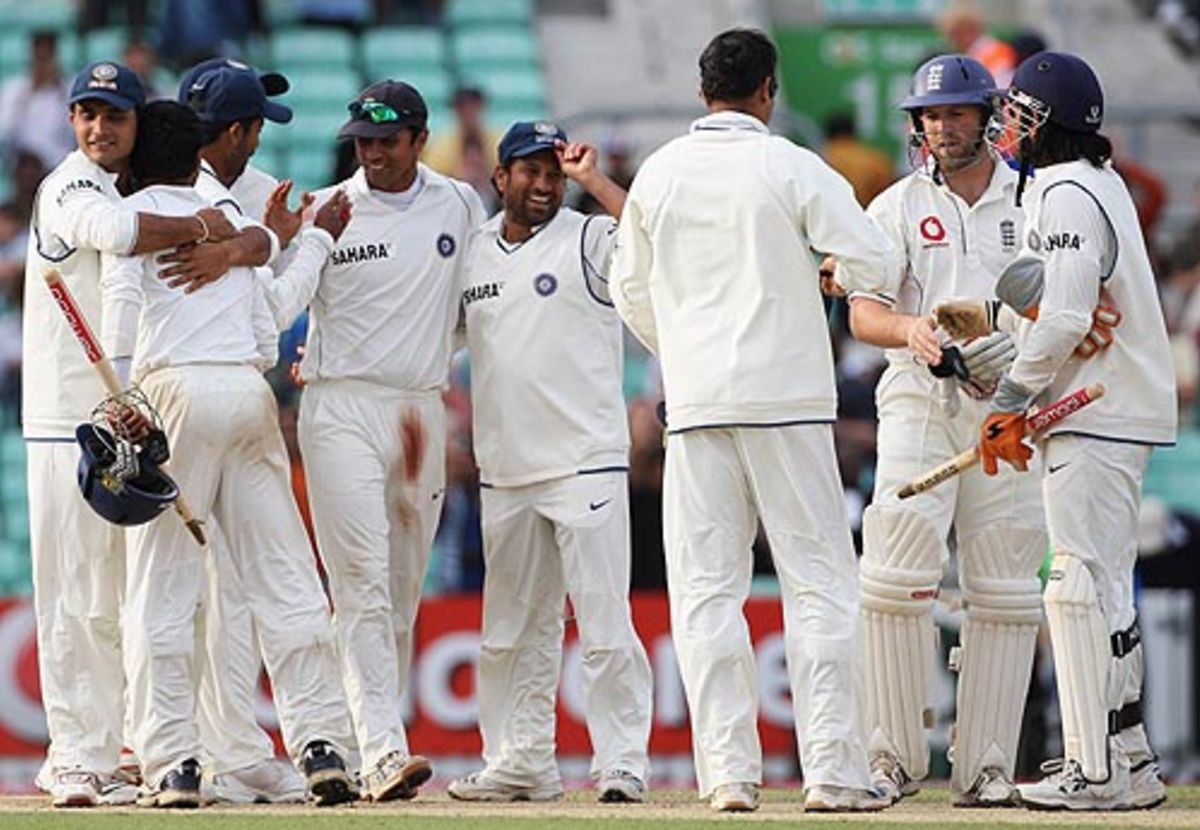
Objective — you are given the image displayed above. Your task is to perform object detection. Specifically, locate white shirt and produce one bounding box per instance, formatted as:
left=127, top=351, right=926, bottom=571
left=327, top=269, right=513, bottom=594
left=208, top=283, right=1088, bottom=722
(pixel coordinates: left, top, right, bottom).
left=862, top=156, right=1024, bottom=370
left=463, top=208, right=628, bottom=487
left=297, top=164, right=486, bottom=391
left=1007, top=160, right=1176, bottom=445
left=610, top=111, right=898, bottom=431
left=22, top=149, right=139, bottom=438
left=100, top=185, right=274, bottom=379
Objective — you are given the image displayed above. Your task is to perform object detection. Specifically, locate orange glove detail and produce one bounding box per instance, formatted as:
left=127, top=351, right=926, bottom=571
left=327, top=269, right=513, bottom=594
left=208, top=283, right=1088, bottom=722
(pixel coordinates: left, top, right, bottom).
left=979, top=411, right=1033, bottom=476
left=1074, top=294, right=1122, bottom=358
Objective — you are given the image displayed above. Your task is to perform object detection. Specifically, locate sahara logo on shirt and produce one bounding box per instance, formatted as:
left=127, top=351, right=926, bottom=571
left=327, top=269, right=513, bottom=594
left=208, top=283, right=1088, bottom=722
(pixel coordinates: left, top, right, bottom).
left=55, top=178, right=104, bottom=206
left=331, top=242, right=392, bottom=266
left=463, top=280, right=504, bottom=306
left=1043, top=232, right=1083, bottom=252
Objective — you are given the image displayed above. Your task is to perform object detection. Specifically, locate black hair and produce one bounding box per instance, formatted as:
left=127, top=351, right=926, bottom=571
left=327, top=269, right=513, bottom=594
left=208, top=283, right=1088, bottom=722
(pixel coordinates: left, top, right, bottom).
left=824, top=112, right=856, bottom=138
left=131, top=100, right=203, bottom=186
left=1024, top=120, right=1113, bottom=169
left=699, top=28, right=777, bottom=104
left=199, top=116, right=261, bottom=147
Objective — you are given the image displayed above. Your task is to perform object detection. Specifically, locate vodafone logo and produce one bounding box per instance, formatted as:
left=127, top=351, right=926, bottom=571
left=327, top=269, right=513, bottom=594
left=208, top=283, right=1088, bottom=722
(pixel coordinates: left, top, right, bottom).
left=919, top=215, right=947, bottom=243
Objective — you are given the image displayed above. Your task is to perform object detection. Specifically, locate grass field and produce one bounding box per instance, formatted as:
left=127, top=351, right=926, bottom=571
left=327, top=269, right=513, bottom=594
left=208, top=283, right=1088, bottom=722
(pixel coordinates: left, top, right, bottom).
left=2, top=787, right=1200, bottom=830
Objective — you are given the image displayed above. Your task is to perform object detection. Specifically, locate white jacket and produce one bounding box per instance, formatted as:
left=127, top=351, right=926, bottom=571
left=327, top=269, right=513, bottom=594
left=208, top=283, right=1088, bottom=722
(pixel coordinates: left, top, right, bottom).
left=610, top=111, right=898, bottom=431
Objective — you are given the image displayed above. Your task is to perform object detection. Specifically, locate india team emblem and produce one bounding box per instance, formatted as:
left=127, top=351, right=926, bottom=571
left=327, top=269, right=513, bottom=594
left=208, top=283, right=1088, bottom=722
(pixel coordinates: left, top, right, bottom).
left=534, top=273, right=558, bottom=296
left=436, top=233, right=456, bottom=257
left=92, top=63, right=119, bottom=81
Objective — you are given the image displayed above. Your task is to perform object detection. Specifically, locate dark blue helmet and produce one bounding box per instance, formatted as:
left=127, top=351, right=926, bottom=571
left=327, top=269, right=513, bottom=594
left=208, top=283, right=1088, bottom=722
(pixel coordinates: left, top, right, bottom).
left=1008, top=51, right=1103, bottom=134
left=900, top=55, right=999, bottom=113
left=76, top=424, right=179, bottom=527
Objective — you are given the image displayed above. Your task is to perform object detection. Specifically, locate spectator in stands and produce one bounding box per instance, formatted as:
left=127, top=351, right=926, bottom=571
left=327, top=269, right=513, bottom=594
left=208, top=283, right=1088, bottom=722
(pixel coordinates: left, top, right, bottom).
left=821, top=112, right=894, bottom=208
left=123, top=39, right=165, bottom=100
left=156, top=0, right=265, bottom=71
left=1113, top=151, right=1168, bottom=240
left=938, top=1, right=1017, bottom=87
left=423, top=87, right=502, bottom=212
left=0, top=32, right=74, bottom=170
left=1009, top=29, right=1048, bottom=66
left=79, top=0, right=150, bottom=32
left=10, top=151, right=46, bottom=222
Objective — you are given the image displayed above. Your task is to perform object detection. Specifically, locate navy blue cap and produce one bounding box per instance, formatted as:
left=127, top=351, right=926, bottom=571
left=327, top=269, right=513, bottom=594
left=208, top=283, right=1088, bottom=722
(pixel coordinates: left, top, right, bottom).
left=177, top=58, right=289, bottom=104
left=185, top=65, right=292, bottom=125
left=69, top=61, right=146, bottom=111
left=498, top=121, right=567, bottom=165
left=337, top=80, right=427, bottom=140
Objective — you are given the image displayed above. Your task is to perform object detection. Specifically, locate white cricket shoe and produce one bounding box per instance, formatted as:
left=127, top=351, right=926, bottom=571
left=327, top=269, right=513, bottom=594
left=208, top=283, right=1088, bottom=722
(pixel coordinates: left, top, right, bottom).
left=709, top=782, right=759, bottom=812
left=203, top=758, right=307, bottom=804
left=597, top=769, right=645, bottom=803
left=804, top=784, right=891, bottom=813
left=98, top=773, right=140, bottom=805
left=1019, top=758, right=1132, bottom=811
left=448, top=771, right=564, bottom=802
left=870, top=751, right=919, bottom=804
left=1129, top=759, right=1167, bottom=810
left=363, top=751, right=432, bottom=802
left=50, top=769, right=100, bottom=808
left=954, top=766, right=1021, bottom=807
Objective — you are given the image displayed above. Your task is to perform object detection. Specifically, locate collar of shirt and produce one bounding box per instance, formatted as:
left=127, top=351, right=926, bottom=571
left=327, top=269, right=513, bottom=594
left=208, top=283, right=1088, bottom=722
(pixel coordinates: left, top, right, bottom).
left=689, top=111, right=770, bottom=135
left=349, top=161, right=462, bottom=205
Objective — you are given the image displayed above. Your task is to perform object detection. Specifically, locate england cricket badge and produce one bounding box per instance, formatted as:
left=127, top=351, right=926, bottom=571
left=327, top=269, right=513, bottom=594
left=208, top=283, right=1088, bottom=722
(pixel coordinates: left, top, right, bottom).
left=436, top=233, right=456, bottom=258
left=534, top=273, right=558, bottom=296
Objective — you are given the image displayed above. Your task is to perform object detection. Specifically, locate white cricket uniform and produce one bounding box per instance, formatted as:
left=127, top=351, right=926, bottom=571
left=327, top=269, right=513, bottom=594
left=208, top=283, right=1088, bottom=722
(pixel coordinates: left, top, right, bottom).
left=189, top=162, right=287, bottom=777
left=100, top=184, right=353, bottom=786
left=1005, top=160, right=1176, bottom=782
left=461, top=207, right=652, bottom=786
left=854, top=158, right=1046, bottom=793
left=293, top=164, right=485, bottom=773
left=610, top=111, right=898, bottom=796
left=22, top=149, right=138, bottom=777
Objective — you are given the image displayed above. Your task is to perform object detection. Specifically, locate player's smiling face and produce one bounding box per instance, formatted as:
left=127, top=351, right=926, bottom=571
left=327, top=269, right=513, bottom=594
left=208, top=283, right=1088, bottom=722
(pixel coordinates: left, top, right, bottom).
left=919, top=104, right=987, bottom=167
left=70, top=100, right=137, bottom=171
left=497, top=150, right=564, bottom=228
left=355, top=128, right=427, bottom=192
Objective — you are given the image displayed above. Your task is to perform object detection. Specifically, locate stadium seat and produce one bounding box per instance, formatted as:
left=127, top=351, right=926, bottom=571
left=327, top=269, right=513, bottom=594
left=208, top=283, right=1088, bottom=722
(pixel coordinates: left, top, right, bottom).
left=271, top=27, right=357, bottom=71
left=5, top=1, right=74, bottom=32
left=446, top=0, right=533, bottom=28
left=0, top=31, right=79, bottom=79
left=289, top=107, right=349, bottom=149
left=487, top=104, right=549, bottom=131
left=263, top=0, right=301, bottom=27
left=286, top=147, right=336, bottom=195
left=458, top=67, right=545, bottom=109
left=279, top=67, right=361, bottom=108
left=452, top=27, right=540, bottom=69
left=382, top=66, right=452, bottom=109
left=362, top=27, right=445, bottom=76
left=253, top=146, right=287, bottom=182
left=84, top=26, right=128, bottom=64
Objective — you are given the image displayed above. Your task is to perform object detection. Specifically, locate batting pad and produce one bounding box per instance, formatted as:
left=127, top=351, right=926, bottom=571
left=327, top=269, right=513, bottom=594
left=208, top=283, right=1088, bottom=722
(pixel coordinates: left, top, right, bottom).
left=860, top=507, right=944, bottom=779
left=951, top=528, right=1045, bottom=793
left=1043, top=553, right=1116, bottom=782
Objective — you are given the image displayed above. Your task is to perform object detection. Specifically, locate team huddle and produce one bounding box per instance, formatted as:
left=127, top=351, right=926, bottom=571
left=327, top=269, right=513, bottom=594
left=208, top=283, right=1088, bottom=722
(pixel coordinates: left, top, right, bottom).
left=22, top=25, right=1175, bottom=815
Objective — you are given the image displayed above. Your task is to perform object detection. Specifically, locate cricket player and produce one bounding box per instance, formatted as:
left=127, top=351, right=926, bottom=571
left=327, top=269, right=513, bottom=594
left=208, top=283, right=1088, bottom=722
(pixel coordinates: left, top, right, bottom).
left=980, top=51, right=1174, bottom=811
left=264, top=80, right=486, bottom=802
left=610, top=29, right=896, bottom=813
left=22, top=61, right=237, bottom=808
left=99, top=100, right=358, bottom=809
left=844, top=55, right=1046, bottom=807
left=448, top=123, right=652, bottom=804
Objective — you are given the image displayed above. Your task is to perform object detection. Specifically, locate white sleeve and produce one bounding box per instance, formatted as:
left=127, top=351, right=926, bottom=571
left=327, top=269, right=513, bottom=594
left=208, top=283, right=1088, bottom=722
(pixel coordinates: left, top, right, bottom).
left=251, top=274, right=279, bottom=370
left=846, top=189, right=905, bottom=308
left=610, top=185, right=658, bottom=352
left=581, top=214, right=619, bottom=306
left=40, top=174, right=138, bottom=258
left=259, top=226, right=334, bottom=329
left=1007, top=184, right=1109, bottom=395
left=100, top=249, right=146, bottom=361
left=786, top=148, right=898, bottom=296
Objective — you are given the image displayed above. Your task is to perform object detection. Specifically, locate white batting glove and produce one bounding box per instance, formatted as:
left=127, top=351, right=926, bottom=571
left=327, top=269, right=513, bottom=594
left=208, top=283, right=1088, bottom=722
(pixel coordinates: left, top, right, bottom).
left=957, top=331, right=1017, bottom=399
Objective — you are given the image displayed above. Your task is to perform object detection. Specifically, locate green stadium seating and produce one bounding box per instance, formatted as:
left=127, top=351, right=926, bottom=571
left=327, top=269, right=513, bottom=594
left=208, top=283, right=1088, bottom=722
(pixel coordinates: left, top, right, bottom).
left=487, top=103, right=549, bottom=131
left=263, top=0, right=302, bottom=27
left=1143, top=429, right=1200, bottom=515
left=446, top=0, right=533, bottom=28
left=271, top=27, right=357, bottom=71
left=3, top=1, right=74, bottom=32
left=458, top=67, right=545, bottom=109
left=0, top=31, right=79, bottom=79
left=289, top=108, right=348, bottom=149
left=384, top=66, right=452, bottom=109
left=254, top=146, right=287, bottom=182
left=84, top=26, right=127, bottom=64
left=280, top=67, right=361, bottom=108
left=362, top=27, right=445, bottom=76
left=452, top=27, right=540, bottom=69
left=286, top=147, right=335, bottom=194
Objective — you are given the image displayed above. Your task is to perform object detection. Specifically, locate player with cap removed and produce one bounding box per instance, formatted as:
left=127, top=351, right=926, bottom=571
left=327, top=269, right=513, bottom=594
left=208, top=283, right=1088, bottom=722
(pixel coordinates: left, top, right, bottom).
left=99, top=99, right=358, bottom=809
left=980, top=51, right=1174, bottom=812
left=832, top=54, right=1047, bottom=807
left=447, top=122, right=652, bottom=804
left=255, top=79, right=485, bottom=802
left=610, top=29, right=896, bottom=813
left=22, top=60, right=238, bottom=808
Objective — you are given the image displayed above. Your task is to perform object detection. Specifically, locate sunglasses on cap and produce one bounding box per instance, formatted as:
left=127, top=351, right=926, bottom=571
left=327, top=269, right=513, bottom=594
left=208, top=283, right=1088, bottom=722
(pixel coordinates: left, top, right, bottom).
left=348, top=99, right=413, bottom=124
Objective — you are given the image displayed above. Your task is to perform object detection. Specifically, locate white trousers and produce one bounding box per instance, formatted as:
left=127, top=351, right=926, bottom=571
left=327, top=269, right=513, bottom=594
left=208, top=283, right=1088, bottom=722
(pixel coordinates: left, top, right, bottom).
left=28, top=440, right=127, bottom=774
left=298, top=381, right=445, bottom=772
left=476, top=472, right=652, bottom=785
left=663, top=424, right=870, bottom=796
left=125, top=365, right=352, bottom=785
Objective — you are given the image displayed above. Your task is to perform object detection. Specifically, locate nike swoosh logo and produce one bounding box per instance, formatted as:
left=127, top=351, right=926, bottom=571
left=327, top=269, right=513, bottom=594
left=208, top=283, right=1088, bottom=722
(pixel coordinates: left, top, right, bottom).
left=1048, top=462, right=1070, bottom=474
left=589, top=498, right=611, bottom=511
